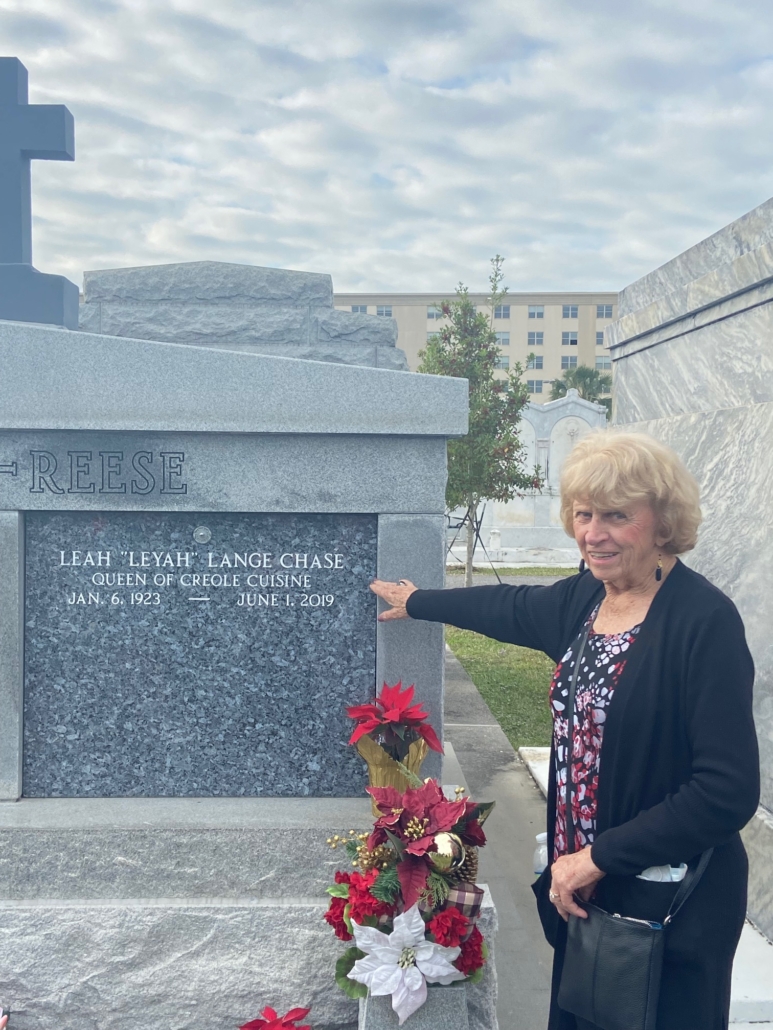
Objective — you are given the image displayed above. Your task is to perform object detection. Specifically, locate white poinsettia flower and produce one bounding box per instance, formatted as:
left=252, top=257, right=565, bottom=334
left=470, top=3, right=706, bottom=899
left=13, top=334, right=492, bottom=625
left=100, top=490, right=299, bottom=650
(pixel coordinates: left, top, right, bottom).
left=348, top=904, right=464, bottom=1025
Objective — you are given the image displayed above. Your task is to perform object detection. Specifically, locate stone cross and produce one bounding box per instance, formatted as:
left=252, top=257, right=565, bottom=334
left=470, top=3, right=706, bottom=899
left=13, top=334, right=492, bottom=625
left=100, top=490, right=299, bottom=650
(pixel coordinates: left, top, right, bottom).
left=0, top=57, right=78, bottom=327
left=0, top=57, right=74, bottom=265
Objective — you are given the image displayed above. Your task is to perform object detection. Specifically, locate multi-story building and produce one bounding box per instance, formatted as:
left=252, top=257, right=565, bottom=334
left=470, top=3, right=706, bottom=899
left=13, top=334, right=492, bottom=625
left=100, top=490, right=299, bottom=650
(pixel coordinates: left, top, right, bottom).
left=333, top=291, right=617, bottom=402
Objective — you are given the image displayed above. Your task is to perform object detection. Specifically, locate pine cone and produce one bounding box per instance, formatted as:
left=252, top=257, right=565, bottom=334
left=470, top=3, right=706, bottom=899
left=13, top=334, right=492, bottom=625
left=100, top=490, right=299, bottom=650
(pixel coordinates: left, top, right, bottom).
left=449, top=845, right=478, bottom=884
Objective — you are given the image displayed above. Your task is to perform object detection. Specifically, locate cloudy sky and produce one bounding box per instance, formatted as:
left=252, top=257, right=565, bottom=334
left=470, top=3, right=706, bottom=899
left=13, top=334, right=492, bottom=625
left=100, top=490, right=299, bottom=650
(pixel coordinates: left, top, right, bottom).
left=5, top=0, right=773, bottom=293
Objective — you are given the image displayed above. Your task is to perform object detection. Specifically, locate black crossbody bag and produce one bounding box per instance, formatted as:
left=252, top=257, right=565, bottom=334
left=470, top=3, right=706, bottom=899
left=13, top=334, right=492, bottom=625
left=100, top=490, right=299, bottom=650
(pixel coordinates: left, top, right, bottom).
left=557, top=624, right=713, bottom=1030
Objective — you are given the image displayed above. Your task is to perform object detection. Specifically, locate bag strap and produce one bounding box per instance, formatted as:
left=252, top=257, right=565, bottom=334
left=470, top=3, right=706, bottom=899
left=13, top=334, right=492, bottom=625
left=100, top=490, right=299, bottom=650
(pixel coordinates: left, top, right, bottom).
left=663, top=847, right=713, bottom=924
left=565, top=619, right=714, bottom=920
left=565, top=624, right=591, bottom=856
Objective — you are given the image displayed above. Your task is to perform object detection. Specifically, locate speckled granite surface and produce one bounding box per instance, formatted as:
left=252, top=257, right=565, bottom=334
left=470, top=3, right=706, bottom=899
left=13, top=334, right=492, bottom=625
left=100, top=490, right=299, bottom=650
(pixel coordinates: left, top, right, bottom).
left=23, top=511, right=377, bottom=797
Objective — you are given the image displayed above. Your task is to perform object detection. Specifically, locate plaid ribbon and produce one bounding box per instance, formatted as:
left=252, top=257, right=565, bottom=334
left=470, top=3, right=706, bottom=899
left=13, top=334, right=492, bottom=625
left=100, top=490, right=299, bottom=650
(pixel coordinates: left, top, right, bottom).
left=446, top=881, right=484, bottom=940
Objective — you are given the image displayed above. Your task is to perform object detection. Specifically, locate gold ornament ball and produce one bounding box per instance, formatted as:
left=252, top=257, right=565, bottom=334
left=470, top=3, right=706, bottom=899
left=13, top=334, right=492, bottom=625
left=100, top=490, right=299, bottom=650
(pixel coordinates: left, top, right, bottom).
left=428, top=832, right=464, bottom=872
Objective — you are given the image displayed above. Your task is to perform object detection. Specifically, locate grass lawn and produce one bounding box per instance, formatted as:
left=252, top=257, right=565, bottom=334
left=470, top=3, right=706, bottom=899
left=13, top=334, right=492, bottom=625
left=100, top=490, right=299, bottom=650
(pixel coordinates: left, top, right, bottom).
left=446, top=627, right=555, bottom=749
left=447, top=566, right=576, bottom=578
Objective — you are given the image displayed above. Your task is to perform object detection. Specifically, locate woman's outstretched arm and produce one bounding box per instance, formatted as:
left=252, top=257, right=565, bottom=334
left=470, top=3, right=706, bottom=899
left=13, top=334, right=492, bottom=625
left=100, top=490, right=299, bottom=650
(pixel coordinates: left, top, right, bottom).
left=370, top=574, right=602, bottom=663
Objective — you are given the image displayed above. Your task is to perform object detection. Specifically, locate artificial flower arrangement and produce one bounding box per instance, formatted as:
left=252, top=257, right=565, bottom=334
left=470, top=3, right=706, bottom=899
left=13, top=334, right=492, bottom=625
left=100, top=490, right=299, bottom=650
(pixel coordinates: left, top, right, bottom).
left=324, top=776, right=494, bottom=1026
left=239, top=1005, right=311, bottom=1030
left=347, top=682, right=443, bottom=807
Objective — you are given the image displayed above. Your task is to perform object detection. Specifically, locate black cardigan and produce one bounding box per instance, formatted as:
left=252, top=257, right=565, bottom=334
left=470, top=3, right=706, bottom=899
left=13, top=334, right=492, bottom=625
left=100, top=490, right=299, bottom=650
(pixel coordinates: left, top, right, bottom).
left=406, top=561, right=760, bottom=876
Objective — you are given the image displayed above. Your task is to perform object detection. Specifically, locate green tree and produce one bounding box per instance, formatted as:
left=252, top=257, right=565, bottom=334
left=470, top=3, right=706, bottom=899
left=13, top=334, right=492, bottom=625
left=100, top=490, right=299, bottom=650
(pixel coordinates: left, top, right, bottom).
left=419, top=256, right=541, bottom=586
left=550, top=364, right=612, bottom=415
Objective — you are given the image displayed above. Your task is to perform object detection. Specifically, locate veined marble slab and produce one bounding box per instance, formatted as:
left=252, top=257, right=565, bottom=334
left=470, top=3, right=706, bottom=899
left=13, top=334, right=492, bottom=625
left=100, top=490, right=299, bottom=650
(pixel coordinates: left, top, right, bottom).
left=612, top=301, right=773, bottom=424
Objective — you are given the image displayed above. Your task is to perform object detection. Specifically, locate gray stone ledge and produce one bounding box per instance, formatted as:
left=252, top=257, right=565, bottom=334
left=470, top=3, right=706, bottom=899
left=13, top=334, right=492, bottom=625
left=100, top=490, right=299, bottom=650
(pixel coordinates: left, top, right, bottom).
left=0, top=796, right=372, bottom=829
left=0, top=321, right=467, bottom=436
left=608, top=266, right=773, bottom=358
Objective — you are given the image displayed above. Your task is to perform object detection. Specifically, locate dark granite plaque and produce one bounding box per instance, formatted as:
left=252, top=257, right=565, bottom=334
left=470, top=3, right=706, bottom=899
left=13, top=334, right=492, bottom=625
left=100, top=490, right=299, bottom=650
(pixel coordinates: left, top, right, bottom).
left=23, top=511, right=377, bottom=797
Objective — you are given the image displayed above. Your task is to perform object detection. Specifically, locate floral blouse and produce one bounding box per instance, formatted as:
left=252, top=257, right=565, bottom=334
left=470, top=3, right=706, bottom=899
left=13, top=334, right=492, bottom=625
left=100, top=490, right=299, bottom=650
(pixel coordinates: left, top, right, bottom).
left=550, top=604, right=642, bottom=860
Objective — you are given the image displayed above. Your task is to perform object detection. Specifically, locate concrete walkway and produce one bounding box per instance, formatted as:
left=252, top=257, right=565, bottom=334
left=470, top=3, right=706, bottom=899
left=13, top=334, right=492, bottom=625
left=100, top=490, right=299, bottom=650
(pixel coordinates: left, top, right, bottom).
left=444, top=646, right=553, bottom=1030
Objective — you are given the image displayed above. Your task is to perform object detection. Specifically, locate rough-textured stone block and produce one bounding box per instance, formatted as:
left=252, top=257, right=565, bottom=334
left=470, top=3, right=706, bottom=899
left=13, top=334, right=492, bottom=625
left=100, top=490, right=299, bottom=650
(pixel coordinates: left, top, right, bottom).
left=0, top=899, right=359, bottom=1030
left=78, top=262, right=409, bottom=370
left=0, top=890, right=496, bottom=1030
left=83, top=262, right=334, bottom=307
left=0, top=511, right=23, bottom=799
left=314, top=310, right=398, bottom=349
left=0, top=321, right=466, bottom=437
left=95, top=301, right=311, bottom=347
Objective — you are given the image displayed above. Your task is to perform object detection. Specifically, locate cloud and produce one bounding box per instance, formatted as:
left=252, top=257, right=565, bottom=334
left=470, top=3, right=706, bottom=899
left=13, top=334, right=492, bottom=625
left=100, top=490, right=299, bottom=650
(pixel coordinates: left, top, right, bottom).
left=3, top=0, right=773, bottom=293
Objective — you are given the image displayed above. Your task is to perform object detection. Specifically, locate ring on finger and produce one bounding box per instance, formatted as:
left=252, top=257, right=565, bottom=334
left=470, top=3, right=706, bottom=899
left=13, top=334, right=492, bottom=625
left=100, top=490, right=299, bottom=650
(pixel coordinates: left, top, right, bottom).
left=549, top=890, right=559, bottom=900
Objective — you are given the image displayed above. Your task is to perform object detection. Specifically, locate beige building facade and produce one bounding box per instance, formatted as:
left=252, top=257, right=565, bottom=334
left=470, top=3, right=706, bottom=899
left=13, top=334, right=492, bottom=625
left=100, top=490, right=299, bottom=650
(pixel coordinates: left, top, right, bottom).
left=334, top=291, right=617, bottom=402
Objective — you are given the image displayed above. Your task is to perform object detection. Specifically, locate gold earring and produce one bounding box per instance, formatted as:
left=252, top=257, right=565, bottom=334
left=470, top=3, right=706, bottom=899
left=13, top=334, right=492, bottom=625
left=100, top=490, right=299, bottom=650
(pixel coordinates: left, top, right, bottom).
left=655, top=556, right=663, bottom=582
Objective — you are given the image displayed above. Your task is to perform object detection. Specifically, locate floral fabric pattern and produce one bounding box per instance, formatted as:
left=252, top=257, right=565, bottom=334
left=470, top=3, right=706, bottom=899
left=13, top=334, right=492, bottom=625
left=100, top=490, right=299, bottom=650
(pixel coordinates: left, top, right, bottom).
left=550, top=605, right=641, bottom=860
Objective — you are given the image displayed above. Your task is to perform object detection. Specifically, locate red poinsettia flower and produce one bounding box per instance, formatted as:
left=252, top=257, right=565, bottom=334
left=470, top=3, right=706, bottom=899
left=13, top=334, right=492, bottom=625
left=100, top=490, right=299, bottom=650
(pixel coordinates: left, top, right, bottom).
left=347, top=681, right=443, bottom=755
left=366, top=780, right=470, bottom=908
left=369, top=780, right=467, bottom=856
left=239, top=1005, right=312, bottom=1030
left=454, top=926, right=485, bottom=977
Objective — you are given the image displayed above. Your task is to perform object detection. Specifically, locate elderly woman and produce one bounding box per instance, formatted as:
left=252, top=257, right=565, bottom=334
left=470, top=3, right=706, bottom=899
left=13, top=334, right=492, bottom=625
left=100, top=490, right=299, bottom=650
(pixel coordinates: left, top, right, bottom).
left=371, top=431, right=759, bottom=1030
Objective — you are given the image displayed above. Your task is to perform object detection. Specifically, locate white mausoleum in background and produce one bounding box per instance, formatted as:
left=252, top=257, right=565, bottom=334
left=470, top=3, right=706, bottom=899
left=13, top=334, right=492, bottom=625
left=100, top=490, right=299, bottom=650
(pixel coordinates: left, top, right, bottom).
left=448, top=389, right=608, bottom=568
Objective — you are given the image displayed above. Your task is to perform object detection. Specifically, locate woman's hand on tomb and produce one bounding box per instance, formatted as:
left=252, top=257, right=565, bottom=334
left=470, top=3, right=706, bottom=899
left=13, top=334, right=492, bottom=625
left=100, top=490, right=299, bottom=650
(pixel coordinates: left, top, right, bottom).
left=369, top=578, right=418, bottom=621
left=0, top=1012, right=8, bottom=1028
left=550, top=847, right=606, bottom=921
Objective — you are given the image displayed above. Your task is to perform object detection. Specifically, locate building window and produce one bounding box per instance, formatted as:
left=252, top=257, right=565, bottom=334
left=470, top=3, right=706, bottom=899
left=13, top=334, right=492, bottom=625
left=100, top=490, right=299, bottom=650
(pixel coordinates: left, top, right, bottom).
left=562, top=331, right=578, bottom=346
left=376, top=305, right=392, bottom=317
left=495, top=331, right=510, bottom=346
left=426, top=331, right=440, bottom=342
left=562, top=305, right=579, bottom=318
left=494, top=304, right=510, bottom=319
left=561, top=355, right=578, bottom=370
left=427, top=305, right=443, bottom=319
left=527, top=354, right=543, bottom=370
left=494, top=355, right=510, bottom=370
left=528, top=305, right=544, bottom=319
left=351, top=305, right=367, bottom=314
left=597, top=304, right=613, bottom=319
left=527, top=379, right=543, bottom=394
left=596, top=356, right=612, bottom=370
left=596, top=331, right=605, bottom=347
left=528, top=331, right=544, bottom=346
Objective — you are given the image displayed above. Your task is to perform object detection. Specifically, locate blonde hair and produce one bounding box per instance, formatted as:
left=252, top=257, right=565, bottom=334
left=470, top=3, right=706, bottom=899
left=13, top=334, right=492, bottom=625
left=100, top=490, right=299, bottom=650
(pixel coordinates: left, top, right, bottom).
left=560, top=431, right=702, bottom=554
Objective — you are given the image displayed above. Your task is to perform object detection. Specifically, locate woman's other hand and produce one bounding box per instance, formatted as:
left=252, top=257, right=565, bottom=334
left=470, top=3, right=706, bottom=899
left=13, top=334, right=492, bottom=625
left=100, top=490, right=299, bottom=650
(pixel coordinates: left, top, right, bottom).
left=549, top=847, right=606, bottom=921
left=369, top=578, right=418, bottom=621
left=1, top=1012, right=8, bottom=1029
